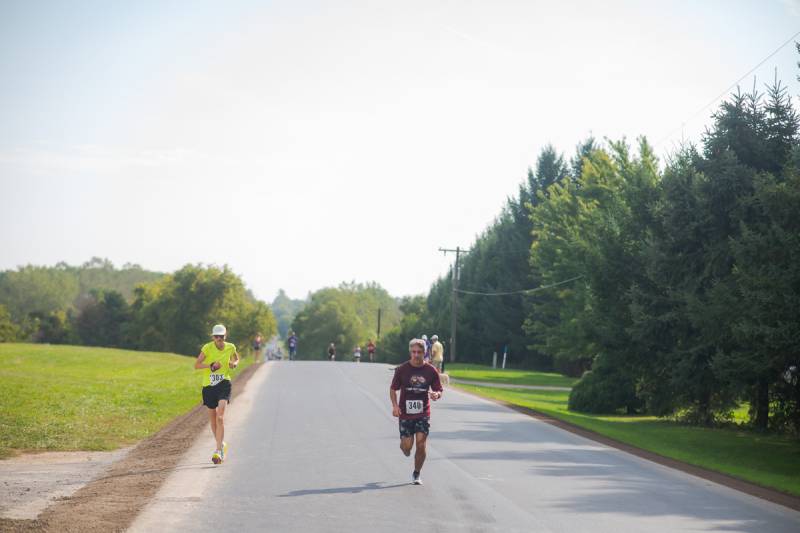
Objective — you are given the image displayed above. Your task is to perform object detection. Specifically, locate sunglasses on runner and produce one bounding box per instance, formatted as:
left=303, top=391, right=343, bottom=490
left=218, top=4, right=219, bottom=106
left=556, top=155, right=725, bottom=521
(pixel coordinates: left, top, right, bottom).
left=213, top=335, right=224, bottom=339
left=411, top=348, right=424, bottom=354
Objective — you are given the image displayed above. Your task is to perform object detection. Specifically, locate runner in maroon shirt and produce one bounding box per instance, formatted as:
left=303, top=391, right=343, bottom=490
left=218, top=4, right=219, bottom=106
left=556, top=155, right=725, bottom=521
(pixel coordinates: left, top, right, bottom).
left=389, top=338, right=443, bottom=485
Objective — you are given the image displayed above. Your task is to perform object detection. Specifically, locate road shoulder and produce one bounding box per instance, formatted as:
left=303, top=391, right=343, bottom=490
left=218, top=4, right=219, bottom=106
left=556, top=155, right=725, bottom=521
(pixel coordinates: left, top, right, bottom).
left=128, top=360, right=273, bottom=532
left=453, top=384, right=800, bottom=513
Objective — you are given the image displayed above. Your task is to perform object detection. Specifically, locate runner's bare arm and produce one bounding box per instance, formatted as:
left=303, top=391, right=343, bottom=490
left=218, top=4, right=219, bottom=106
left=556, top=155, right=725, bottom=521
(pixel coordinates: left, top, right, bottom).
left=389, top=388, right=401, bottom=417
left=430, top=373, right=443, bottom=400
left=229, top=351, right=239, bottom=369
left=194, top=352, right=213, bottom=370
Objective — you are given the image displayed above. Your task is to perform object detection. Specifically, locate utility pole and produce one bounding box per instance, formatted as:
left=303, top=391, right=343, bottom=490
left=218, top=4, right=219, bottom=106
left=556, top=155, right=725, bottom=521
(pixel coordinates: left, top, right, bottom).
left=439, top=246, right=469, bottom=364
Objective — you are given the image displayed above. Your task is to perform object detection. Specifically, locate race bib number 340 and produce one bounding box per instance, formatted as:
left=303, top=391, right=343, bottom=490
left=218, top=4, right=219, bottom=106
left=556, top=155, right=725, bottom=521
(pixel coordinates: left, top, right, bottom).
left=405, top=399, right=424, bottom=415
left=210, top=373, right=225, bottom=386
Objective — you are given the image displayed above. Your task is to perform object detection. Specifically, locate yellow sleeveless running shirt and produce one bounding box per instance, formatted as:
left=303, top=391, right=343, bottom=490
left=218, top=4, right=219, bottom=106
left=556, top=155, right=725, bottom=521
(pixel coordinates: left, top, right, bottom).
left=201, top=341, right=236, bottom=387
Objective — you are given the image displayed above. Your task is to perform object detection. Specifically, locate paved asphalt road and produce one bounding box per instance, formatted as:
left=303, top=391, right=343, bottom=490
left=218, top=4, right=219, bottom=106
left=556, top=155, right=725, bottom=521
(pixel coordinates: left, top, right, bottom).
left=130, top=361, right=800, bottom=533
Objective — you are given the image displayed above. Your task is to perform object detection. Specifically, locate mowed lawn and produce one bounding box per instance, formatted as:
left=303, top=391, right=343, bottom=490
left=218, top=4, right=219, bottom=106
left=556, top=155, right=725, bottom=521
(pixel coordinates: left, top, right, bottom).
left=0, top=343, right=252, bottom=459
left=446, top=363, right=577, bottom=388
left=456, top=383, right=800, bottom=497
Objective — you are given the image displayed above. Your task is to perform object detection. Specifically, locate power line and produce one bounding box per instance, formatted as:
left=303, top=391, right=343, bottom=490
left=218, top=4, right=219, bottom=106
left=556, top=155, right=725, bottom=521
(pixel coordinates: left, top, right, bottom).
left=655, top=29, right=800, bottom=148
left=455, top=275, right=584, bottom=296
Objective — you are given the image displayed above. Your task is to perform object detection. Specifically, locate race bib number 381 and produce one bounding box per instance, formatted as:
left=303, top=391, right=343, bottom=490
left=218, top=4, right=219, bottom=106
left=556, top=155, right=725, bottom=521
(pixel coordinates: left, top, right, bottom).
left=210, top=373, right=225, bottom=386
left=405, top=399, right=424, bottom=415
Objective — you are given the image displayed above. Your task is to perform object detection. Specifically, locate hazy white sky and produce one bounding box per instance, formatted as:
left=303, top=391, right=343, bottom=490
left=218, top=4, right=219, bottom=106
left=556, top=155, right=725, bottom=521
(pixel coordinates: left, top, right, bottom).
left=1, top=0, right=798, bottom=301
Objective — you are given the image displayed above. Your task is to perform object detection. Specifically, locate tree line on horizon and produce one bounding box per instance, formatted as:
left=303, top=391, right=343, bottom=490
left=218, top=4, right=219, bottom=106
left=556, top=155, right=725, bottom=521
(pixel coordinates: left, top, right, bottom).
left=0, top=260, right=276, bottom=356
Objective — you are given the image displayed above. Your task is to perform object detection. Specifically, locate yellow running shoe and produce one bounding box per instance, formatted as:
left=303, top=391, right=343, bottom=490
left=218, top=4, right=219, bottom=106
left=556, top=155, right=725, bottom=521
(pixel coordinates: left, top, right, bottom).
left=212, top=450, right=222, bottom=465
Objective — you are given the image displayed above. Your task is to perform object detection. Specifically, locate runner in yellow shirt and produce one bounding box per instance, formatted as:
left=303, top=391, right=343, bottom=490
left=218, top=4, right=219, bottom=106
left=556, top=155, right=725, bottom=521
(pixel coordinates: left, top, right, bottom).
left=194, top=324, right=239, bottom=464
left=431, top=335, right=444, bottom=372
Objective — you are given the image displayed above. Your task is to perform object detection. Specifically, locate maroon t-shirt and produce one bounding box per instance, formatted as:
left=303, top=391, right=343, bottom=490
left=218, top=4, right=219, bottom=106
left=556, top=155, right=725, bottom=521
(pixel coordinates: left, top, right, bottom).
left=390, top=361, right=443, bottom=420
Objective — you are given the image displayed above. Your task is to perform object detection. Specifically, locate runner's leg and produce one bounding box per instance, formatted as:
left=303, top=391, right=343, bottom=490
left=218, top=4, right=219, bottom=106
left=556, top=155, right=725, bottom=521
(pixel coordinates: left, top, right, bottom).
left=208, top=408, right=217, bottom=440
left=215, top=399, right=228, bottom=452
left=414, top=432, right=427, bottom=472
left=400, top=436, right=413, bottom=457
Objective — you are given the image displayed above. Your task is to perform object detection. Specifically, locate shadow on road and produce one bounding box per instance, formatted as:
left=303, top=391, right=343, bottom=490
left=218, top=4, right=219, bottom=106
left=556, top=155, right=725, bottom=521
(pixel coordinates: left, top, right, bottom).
left=444, top=441, right=791, bottom=530
left=437, top=402, right=508, bottom=413
left=436, top=419, right=572, bottom=445
left=278, top=482, right=408, bottom=497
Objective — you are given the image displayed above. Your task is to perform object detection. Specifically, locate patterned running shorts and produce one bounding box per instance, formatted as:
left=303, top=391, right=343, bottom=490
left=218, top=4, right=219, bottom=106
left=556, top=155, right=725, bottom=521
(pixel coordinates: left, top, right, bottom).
left=399, top=416, right=430, bottom=438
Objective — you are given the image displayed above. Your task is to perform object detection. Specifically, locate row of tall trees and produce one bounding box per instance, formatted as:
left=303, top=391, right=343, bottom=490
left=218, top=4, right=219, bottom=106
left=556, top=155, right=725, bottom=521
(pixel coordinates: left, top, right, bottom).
left=0, top=262, right=276, bottom=356
left=424, top=142, right=593, bottom=371
left=423, top=74, right=800, bottom=432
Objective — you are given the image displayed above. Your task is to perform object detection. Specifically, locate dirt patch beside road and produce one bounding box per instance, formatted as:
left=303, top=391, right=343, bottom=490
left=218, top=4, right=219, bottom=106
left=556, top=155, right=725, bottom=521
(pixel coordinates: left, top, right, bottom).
left=0, top=362, right=262, bottom=533
left=0, top=448, right=132, bottom=521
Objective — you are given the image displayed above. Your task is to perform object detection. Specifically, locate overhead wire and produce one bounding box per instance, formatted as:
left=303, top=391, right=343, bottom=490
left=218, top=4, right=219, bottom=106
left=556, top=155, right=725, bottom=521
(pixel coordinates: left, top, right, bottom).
left=448, top=33, right=799, bottom=298
left=455, top=275, right=584, bottom=296
left=655, top=29, right=800, bottom=148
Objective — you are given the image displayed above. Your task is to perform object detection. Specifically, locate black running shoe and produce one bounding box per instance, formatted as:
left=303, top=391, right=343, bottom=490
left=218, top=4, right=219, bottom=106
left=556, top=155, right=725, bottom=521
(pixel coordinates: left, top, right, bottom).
left=412, top=471, right=422, bottom=485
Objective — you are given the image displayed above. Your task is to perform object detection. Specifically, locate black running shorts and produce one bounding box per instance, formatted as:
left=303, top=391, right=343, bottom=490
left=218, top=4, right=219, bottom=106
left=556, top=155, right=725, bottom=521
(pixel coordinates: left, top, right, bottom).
left=399, top=416, right=430, bottom=438
left=202, top=379, right=232, bottom=409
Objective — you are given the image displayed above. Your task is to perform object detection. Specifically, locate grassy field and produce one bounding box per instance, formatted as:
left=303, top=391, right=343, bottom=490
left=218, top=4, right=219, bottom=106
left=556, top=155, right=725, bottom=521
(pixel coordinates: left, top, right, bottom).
left=445, top=363, right=577, bottom=388
left=456, top=383, right=800, bottom=497
left=0, top=343, right=253, bottom=459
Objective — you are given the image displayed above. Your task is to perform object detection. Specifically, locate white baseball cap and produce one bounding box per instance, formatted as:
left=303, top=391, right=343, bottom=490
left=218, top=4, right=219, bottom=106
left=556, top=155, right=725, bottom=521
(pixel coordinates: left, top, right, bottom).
left=211, top=324, right=227, bottom=336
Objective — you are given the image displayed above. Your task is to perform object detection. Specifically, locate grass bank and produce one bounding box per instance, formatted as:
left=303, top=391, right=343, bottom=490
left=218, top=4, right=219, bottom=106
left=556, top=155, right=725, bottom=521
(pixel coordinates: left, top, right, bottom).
left=456, top=382, right=800, bottom=497
left=0, top=343, right=253, bottom=459
left=445, top=363, right=577, bottom=388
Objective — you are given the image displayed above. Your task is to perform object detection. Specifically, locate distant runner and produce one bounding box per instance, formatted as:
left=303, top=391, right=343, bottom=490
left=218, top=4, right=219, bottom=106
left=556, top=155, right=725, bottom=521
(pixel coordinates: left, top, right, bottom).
left=431, top=335, right=444, bottom=373
left=288, top=332, right=298, bottom=360
left=367, top=339, right=376, bottom=363
left=390, top=338, right=443, bottom=485
left=328, top=342, right=336, bottom=361
left=194, top=324, right=239, bottom=465
left=353, top=345, right=362, bottom=363
left=252, top=332, right=263, bottom=362
left=421, top=334, right=431, bottom=363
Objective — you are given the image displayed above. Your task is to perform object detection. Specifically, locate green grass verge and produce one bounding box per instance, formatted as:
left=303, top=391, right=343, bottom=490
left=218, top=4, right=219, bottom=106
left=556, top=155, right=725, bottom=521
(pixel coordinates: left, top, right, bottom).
left=445, top=363, right=577, bottom=388
left=0, top=343, right=253, bottom=459
left=456, top=383, right=800, bottom=497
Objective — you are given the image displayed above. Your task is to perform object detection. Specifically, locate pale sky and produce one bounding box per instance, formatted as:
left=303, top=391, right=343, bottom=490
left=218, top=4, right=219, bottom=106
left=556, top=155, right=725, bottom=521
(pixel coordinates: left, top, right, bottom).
left=1, top=0, right=798, bottom=302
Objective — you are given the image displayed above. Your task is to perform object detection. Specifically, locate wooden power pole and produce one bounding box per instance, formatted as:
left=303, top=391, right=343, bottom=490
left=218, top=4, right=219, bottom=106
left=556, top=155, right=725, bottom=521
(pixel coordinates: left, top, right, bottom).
left=439, top=246, right=468, bottom=363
